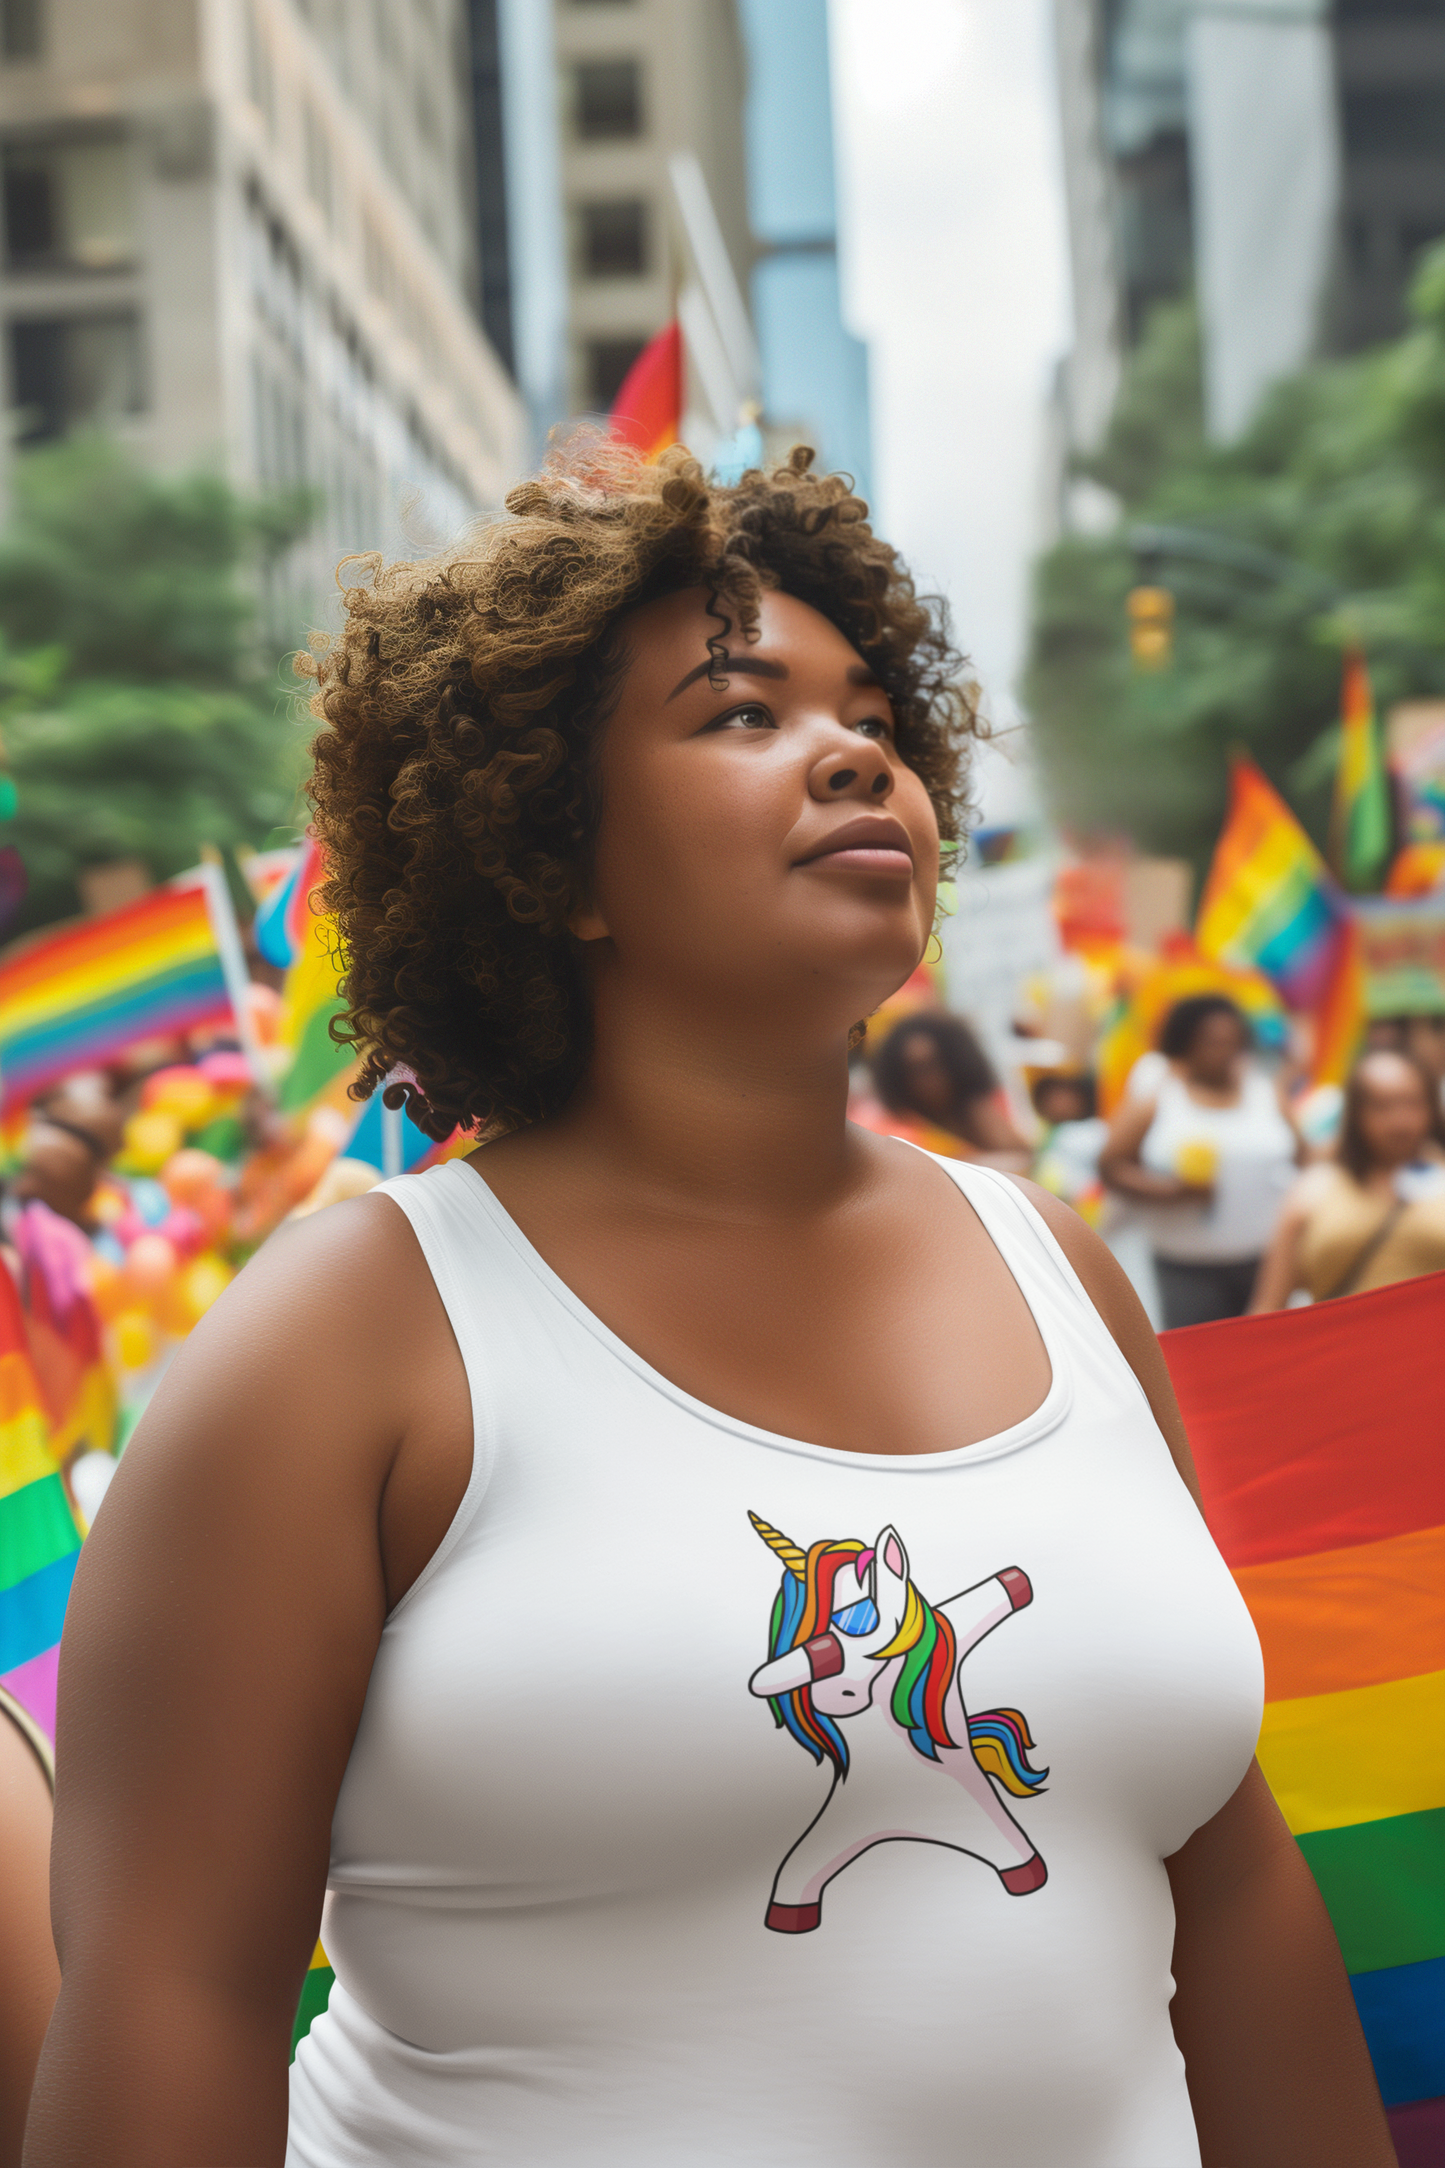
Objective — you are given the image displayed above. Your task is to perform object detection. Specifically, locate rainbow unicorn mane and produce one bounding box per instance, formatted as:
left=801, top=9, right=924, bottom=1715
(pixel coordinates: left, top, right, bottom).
left=754, top=1516, right=1047, bottom=1796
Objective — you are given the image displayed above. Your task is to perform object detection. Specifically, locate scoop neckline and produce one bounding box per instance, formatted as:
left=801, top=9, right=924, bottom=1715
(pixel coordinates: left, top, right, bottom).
left=445, top=1154, right=1073, bottom=1473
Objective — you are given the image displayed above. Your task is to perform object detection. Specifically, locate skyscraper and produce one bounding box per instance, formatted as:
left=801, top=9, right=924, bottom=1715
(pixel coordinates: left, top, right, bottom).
left=737, top=0, right=870, bottom=495
left=0, top=0, right=525, bottom=614
left=1053, top=0, right=1445, bottom=453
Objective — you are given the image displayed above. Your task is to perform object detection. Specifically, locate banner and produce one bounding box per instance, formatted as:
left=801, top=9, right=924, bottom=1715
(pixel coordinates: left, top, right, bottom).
left=1351, top=896, right=1445, bottom=1017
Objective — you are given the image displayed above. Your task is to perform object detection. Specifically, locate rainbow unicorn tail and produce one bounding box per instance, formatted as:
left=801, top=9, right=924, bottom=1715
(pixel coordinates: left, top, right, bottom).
left=968, top=1707, right=1048, bottom=1798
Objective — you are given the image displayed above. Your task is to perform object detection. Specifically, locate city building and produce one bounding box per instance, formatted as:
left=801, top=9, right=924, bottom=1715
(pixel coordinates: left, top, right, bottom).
left=737, top=0, right=870, bottom=494
left=549, top=0, right=752, bottom=424
left=0, top=0, right=526, bottom=626
left=1052, top=0, right=1445, bottom=457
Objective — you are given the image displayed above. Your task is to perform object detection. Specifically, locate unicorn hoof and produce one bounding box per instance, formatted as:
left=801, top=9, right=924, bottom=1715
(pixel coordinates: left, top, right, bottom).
left=998, top=1567, right=1033, bottom=1612
left=999, top=1855, right=1047, bottom=1896
left=766, top=1900, right=822, bottom=1934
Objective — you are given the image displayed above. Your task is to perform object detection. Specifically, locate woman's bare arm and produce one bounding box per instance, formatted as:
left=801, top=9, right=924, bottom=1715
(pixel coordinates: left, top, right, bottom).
left=1167, top=1762, right=1394, bottom=2166
left=0, top=1714, right=57, bottom=2168
left=1250, top=1196, right=1308, bottom=1313
left=23, top=1195, right=470, bottom=2168
left=1008, top=1179, right=1393, bottom=2164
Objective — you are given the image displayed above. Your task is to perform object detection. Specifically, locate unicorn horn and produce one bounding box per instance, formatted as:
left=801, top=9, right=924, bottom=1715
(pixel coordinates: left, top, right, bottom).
left=749, top=1511, right=807, bottom=1578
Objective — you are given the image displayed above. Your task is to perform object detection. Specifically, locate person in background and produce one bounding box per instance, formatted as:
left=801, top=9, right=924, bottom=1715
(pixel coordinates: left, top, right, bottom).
left=1101, top=995, right=1300, bottom=1330
left=868, top=1011, right=1031, bottom=1165
left=0, top=1686, right=57, bottom=2168
left=1403, top=1011, right=1445, bottom=1112
left=1252, top=1048, right=1445, bottom=1310
left=1030, top=1073, right=1107, bottom=1223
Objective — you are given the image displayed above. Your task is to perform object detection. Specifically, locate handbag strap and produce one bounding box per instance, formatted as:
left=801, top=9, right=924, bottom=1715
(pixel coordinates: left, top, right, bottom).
left=1321, top=1198, right=1407, bottom=1303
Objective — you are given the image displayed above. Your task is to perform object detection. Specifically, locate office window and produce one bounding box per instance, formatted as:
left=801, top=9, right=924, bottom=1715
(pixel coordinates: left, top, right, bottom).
left=3, top=137, right=135, bottom=269
left=574, top=59, right=642, bottom=140
left=579, top=199, right=646, bottom=279
left=587, top=335, right=644, bottom=409
left=10, top=311, right=145, bottom=443
left=1, top=0, right=41, bottom=60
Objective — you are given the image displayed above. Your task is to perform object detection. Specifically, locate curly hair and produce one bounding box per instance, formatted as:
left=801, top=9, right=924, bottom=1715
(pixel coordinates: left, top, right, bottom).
left=302, top=439, right=979, bottom=1140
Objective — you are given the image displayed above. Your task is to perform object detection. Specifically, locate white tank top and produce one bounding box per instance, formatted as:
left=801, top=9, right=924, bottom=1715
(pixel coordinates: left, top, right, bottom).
left=1139, top=1066, right=1297, bottom=1263
left=286, top=1154, right=1263, bottom=2168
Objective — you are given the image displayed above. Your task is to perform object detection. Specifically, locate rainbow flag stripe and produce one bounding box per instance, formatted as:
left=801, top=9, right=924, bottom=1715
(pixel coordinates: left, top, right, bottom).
left=0, top=877, right=234, bottom=1114
left=610, top=320, right=682, bottom=464
left=292, top=1940, right=334, bottom=2060
left=1331, top=649, right=1392, bottom=895
left=0, top=1263, right=77, bottom=1742
left=1196, top=756, right=1347, bottom=1015
left=1164, top=1274, right=1445, bottom=2148
left=276, top=844, right=355, bottom=1118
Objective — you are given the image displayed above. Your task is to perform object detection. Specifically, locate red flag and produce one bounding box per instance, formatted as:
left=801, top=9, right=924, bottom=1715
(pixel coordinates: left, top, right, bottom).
left=610, top=321, right=682, bottom=462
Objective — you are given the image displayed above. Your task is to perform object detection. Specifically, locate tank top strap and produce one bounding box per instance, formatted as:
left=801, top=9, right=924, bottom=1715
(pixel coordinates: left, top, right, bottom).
left=373, top=1162, right=504, bottom=1619
left=923, top=1153, right=1154, bottom=1407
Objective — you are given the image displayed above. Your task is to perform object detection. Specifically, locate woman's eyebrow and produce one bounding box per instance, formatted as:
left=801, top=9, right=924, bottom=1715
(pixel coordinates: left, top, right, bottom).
left=666, top=655, right=789, bottom=701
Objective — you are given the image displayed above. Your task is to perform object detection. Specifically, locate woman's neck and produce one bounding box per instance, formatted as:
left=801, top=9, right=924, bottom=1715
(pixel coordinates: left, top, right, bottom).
left=540, top=981, right=863, bottom=1220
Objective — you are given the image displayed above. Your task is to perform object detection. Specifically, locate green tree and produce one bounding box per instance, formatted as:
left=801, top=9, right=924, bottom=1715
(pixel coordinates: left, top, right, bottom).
left=0, top=437, right=313, bottom=932
left=1024, top=254, right=1445, bottom=878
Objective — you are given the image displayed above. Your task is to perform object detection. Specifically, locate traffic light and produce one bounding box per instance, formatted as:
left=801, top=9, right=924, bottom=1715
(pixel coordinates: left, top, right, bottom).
left=1126, top=584, right=1174, bottom=670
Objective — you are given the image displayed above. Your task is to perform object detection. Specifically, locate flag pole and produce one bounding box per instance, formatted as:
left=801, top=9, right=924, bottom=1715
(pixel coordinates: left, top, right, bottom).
left=188, top=860, right=267, bottom=1089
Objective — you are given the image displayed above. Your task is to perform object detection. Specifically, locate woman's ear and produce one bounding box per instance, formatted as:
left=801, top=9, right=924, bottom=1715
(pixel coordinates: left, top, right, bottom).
left=567, top=886, right=610, bottom=942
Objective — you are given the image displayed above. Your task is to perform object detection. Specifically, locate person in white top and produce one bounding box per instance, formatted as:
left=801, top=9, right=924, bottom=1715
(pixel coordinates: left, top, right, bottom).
left=1101, top=997, right=1301, bottom=1329
left=27, top=448, right=1391, bottom=2168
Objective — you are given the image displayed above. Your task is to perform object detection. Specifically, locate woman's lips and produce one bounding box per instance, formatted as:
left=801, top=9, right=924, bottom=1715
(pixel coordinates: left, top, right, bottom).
left=800, top=845, right=915, bottom=878
left=795, top=817, right=914, bottom=879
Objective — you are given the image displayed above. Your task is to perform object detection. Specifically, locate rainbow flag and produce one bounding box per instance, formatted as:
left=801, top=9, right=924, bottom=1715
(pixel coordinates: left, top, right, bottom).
left=610, top=321, right=682, bottom=463
left=253, top=842, right=309, bottom=969
left=1196, top=756, right=1347, bottom=1013
left=0, top=871, right=239, bottom=1115
left=275, top=843, right=355, bottom=1117
left=1331, top=650, right=1392, bottom=896
left=0, top=1259, right=79, bottom=1744
left=1163, top=1277, right=1445, bottom=2157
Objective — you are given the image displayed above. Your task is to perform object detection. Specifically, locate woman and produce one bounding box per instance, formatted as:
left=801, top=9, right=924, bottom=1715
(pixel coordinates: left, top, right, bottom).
left=26, top=449, right=1390, bottom=2167
left=1252, top=1048, right=1445, bottom=1310
left=0, top=1687, right=57, bottom=2168
left=1101, top=996, right=1299, bottom=1330
left=868, top=1010, right=1030, bottom=1163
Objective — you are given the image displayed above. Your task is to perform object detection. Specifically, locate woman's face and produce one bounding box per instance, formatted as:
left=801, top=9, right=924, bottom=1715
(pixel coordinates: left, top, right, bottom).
left=575, top=587, right=940, bottom=1033
left=1355, top=1053, right=1434, bottom=1169
left=896, top=1032, right=956, bottom=1123
left=1184, top=1011, right=1246, bottom=1087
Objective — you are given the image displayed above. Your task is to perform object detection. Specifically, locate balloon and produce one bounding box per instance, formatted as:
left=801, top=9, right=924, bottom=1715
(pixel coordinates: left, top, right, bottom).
left=89, top=1254, right=128, bottom=1323
left=129, top=1176, right=172, bottom=1226
left=160, top=1251, right=233, bottom=1336
left=123, top=1232, right=177, bottom=1300
left=120, top=1111, right=183, bottom=1175
left=141, top=1067, right=216, bottom=1128
left=197, top=1051, right=253, bottom=1091
left=162, top=1148, right=225, bottom=1207
left=114, top=1308, right=156, bottom=1372
left=158, top=1206, right=204, bottom=1258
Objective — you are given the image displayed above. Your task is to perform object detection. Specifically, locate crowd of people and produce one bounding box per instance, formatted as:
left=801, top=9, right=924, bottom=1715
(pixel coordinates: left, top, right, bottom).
left=857, top=990, right=1445, bottom=1332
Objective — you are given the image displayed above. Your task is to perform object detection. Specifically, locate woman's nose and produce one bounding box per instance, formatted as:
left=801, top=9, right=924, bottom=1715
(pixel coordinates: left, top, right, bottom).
left=809, top=737, right=892, bottom=803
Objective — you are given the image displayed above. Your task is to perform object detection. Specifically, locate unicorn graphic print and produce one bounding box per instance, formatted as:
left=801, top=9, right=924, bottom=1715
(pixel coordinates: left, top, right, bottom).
left=747, top=1512, right=1049, bottom=1932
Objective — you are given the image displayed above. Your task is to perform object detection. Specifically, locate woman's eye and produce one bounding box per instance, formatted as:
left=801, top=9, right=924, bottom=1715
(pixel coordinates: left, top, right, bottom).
left=854, top=715, right=893, bottom=741
left=703, top=702, right=775, bottom=733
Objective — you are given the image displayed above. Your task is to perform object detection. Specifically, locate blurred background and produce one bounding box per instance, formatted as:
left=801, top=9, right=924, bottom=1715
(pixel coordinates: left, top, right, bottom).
left=2, top=0, right=1445, bottom=1244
